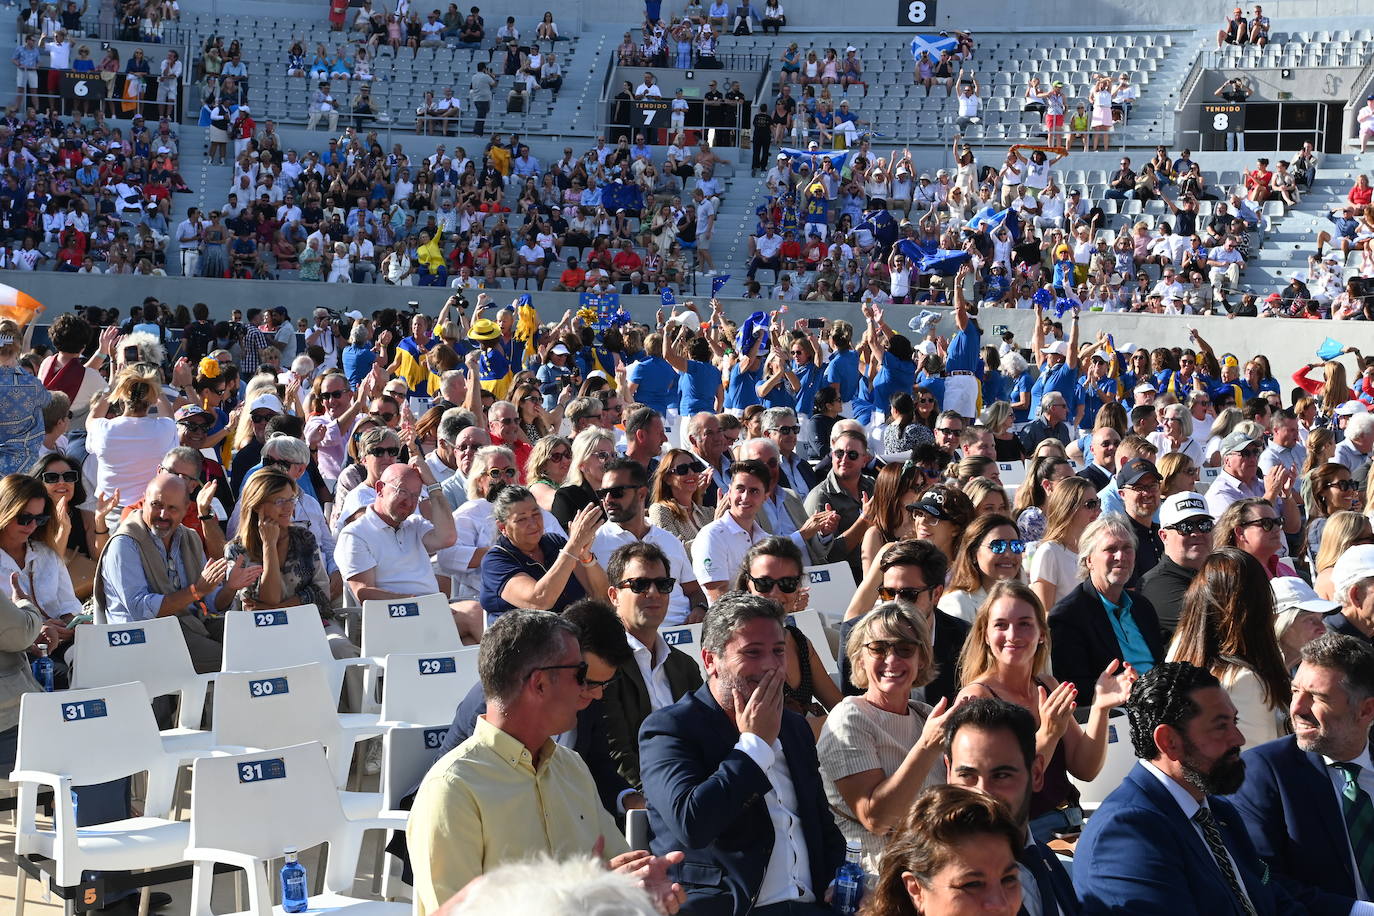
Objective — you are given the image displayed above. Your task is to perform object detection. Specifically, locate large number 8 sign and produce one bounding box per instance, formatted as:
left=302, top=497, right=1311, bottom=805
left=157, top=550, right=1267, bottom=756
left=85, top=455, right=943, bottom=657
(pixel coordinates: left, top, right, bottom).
left=898, top=0, right=937, bottom=24
left=906, top=1, right=927, bottom=23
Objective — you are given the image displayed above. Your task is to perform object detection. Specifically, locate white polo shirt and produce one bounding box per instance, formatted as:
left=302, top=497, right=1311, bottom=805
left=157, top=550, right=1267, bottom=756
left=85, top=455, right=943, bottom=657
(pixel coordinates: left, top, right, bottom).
left=592, top=521, right=698, bottom=625
left=691, top=512, right=767, bottom=588
left=335, top=508, right=439, bottom=596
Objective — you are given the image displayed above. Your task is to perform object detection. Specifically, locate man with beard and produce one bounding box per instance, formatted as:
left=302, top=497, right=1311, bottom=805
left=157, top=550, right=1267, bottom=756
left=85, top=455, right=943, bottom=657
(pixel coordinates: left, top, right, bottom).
left=1228, top=634, right=1374, bottom=914
left=1074, top=661, right=1300, bottom=915
left=944, top=698, right=1081, bottom=916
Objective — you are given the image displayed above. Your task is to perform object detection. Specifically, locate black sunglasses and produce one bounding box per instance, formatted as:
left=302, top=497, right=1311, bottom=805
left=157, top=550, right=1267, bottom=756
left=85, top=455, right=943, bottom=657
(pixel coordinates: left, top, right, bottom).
left=1238, top=517, right=1281, bottom=532
left=863, top=639, right=920, bottom=659
left=376, top=411, right=398, bottom=422
left=368, top=446, right=401, bottom=458
left=596, top=484, right=638, bottom=500
left=878, top=584, right=939, bottom=603
left=530, top=660, right=616, bottom=689
left=670, top=461, right=706, bottom=476
left=16, top=512, right=50, bottom=527
left=769, top=425, right=801, bottom=436
left=486, top=467, right=517, bottom=479
left=747, top=573, right=801, bottom=594
left=832, top=448, right=863, bottom=462
left=1167, top=518, right=1214, bottom=536
left=1329, top=479, right=1359, bottom=492
left=40, top=470, right=80, bottom=484
left=321, top=388, right=347, bottom=400
left=250, top=411, right=276, bottom=423
left=617, top=576, right=676, bottom=595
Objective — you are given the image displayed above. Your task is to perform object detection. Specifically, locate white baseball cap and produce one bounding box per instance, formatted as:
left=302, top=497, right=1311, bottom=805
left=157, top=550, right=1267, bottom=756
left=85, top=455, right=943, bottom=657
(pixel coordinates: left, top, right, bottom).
left=1041, top=341, right=1070, bottom=357
left=249, top=393, right=284, bottom=414
left=1271, top=576, right=1339, bottom=615
left=1159, top=492, right=1211, bottom=529
left=1333, top=545, right=1374, bottom=605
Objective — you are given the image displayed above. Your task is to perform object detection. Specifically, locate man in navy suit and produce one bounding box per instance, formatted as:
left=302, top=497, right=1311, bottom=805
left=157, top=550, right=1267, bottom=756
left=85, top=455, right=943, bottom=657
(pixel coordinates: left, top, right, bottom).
left=639, top=591, right=846, bottom=916
left=1229, top=633, right=1374, bottom=915
left=1074, top=661, right=1300, bottom=916
left=944, top=697, right=1082, bottom=916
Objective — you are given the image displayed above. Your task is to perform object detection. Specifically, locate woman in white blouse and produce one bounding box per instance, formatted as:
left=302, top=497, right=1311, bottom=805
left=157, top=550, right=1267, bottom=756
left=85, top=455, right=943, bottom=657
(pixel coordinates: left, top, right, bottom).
left=0, top=474, right=81, bottom=665
left=817, top=602, right=950, bottom=872
left=1026, top=477, right=1099, bottom=610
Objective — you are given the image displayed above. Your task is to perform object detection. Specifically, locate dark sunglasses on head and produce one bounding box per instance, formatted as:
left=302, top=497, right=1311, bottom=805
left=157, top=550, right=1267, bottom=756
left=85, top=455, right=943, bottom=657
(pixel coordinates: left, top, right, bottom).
left=863, top=639, right=920, bottom=659
left=596, top=484, right=637, bottom=500
left=670, top=460, right=706, bottom=476
left=40, top=470, right=80, bottom=484
left=487, top=467, right=517, bottom=479
left=1239, top=516, right=1281, bottom=532
left=320, top=388, right=347, bottom=400
left=986, top=538, right=1026, bottom=555
left=878, top=584, right=939, bottom=603
left=1167, top=518, right=1214, bottom=536
left=368, top=446, right=401, bottom=458
left=617, top=576, right=676, bottom=595
left=769, top=425, right=801, bottom=436
left=16, top=512, right=50, bottom=527
left=832, top=448, right=863, bottom=462
left=747, top=573, right=801, bottom=594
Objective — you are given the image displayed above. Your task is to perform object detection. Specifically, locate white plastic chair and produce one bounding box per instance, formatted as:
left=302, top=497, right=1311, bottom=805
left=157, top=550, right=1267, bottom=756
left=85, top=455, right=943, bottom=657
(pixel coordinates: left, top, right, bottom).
left=185, top=741, right=408, bottom=916
left=787, top=609, right=840, bottom=677
left=221, top=603, right=376, bottom=708
left=360, top=593, right=463, bottom=703
left=801, top=563, right=858, bottom=625
left=71, top=616, right=216, bottom=756
left=997, top=461, right=1029, bottom=488
left=378, top=726, right=450, bottom=900
left=211, top=663, right=385, bottom=812
left=1069, top=710, right=1136, bottom=812
left=1198, top=466, right=1223, bottom=493
left=11, top=682, right=191, bottom=916
left=378, top=649, right=479, bottom=727
left=660, top=623, right=706, bottom=675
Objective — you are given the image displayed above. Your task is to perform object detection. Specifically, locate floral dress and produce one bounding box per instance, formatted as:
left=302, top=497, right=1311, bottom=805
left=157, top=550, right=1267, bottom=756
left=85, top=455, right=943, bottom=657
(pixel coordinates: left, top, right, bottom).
left=226, top=526, right=332, bottom=619
left=0, top=365, right=51, bottom=475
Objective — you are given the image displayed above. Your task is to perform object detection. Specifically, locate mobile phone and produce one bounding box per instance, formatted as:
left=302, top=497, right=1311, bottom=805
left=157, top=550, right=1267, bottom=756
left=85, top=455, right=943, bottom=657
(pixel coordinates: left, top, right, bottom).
left=806, top=318, right=825, bottom=329
left=122, top=344, right=139, bottom=363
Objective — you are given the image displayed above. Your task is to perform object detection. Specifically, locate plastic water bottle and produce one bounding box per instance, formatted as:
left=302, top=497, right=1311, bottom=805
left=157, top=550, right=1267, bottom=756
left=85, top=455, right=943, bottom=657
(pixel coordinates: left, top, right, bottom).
left=832, top=839, right=865, bottom=914
left=280, top=847, right=308, bottom=913
left=31, top=643, right=53, bottom=692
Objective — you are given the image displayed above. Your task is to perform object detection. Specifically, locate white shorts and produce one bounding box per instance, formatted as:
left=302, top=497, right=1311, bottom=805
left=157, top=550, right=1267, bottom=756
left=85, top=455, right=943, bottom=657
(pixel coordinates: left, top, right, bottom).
left=15, top=69, right=36, bottom=90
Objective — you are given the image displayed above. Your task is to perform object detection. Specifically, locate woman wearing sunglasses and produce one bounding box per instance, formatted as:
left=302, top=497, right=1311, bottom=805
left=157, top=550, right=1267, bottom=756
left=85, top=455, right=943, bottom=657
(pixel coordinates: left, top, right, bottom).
left=646, top=448, right=713, bottom=546
left=0, top=474, right=81, bottom=680
left=1214, top=497, right=1296, bottom=579
left=1169, top=548, right=1291, bottom=749
left=550, top=427, right=615, bottom=532
left=860, top=461, right=928, bottom=571
left=937, top=514, right=1025, bottom=625
left=331, top=426, right=401, bottom=531
left=1304, top=462, right=1361, bottom=568
left=526, top=435, right=572, bottom=512
left=1026, top=478, right=1100, bottom=611
left=817, top=601, right=948, bottom=871
left=30, top=452, right=112, bottom=602
left=959, top=579, right=1136, bottom=844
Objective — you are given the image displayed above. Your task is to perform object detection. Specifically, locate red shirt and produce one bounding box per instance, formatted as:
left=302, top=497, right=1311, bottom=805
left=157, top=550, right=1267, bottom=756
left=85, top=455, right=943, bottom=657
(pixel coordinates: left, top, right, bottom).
left=1350, top=183, right=1373, bottom=207
left=612, top=249, right=642, bottom=273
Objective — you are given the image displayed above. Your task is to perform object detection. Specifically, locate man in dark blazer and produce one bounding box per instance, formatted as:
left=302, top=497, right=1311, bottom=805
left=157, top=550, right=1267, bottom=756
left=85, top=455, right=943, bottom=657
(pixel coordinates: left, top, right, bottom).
left=1049, top=516, right=1164, bottom=706
left=762, top=406, right=820, bottom=499
left=601, top=541, right=704, bottom=789
left=639, top=592, right=846, bottom=916
left=1077, top=427, right=1120, bottom=492
left=944, top=697, right=1082, bottom=916
left=838, top=537, right=968, bottom=705
left=1074, top=661, right=1301, bottom=916
left=1228, top=633, right=1374, bottom=916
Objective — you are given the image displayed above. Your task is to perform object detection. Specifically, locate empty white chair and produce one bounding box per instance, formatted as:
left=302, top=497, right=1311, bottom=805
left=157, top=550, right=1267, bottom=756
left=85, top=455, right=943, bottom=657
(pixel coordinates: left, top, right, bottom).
left=379, top=649, right=480, bottom=727
left=1069, top=711, right=1136, bottom=811
left=11, top=682, right=190, bottom=916
left=212, top=663, right=385, bottom=802
left=997, top=461, right=1029, bottom=488
left=221, top=602, right=374, bottom=708
left=186, top=741, right=408, bottom=916
left=660, top=623, right=706, bottom=674
left=361, top=593, right=463, bottom=667
left=71, top=616, right=215, bottom=754
left=802, top=563, right=858, bottom=624
left=786, top=609, right=840, bottom=677
left=379, top=726, right=450, bottom=900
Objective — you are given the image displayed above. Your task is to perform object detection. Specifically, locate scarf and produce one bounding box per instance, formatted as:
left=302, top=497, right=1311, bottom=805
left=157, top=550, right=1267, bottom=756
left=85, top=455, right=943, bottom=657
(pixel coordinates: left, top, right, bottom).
left=92, top=512, right=206, bottom=620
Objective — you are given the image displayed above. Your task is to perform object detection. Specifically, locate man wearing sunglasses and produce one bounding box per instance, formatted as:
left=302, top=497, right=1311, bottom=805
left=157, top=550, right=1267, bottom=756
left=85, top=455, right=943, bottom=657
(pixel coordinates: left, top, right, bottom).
left=693, top=459, right=771, bottom=602
left=592, top=458, right=707, bottom=625
left=737, top=437, right=837, bottom=568
left=486, top=399, right=531, bottom=480
left=1205, top=430, right=1299, bottom=540
left=304, top=369, right=370, bottom=483
left=804, top=427, right=875, bottom=579
left=409, top=606, right=685, bottom=916
left=601, top=542, right=704, bottom=790
left=761, top=406, right=818, bottom=498
left=1141, top=493, right=1215, bottom=641
left=1116, top=457, right=1164, bottom=587
left=840, top=538, right=967, bottom=706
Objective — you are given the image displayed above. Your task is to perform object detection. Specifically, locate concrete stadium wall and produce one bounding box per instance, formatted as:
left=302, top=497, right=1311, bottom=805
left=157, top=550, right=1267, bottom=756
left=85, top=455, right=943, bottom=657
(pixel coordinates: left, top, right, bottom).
left=9, top=272, right=1348, bottom=394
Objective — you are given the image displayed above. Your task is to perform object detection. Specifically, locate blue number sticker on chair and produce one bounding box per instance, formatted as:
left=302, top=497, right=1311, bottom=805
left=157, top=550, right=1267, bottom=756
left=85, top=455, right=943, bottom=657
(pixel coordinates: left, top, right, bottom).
left=663, top=628, right=693, bottom=646
left=417, top=657, right=457, bottom=676
left=61, top=698, right=108, bottom=721
left=248, top=677, right=289, bottom=698
left=808, top=570, right=831, bottom=584
left=253, top=611, right=287, bottom=627
left=422, top=727, right=449, bottom=749
left=388, top=602, right=420, bottom=618
left=237, top=757, right=287, bottom=783
left=106, top=628, right=147, bottom=647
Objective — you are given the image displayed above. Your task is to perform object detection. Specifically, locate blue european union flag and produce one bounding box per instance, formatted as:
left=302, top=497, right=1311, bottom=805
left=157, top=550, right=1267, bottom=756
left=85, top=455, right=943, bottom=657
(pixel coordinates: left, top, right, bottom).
left=660, top=288, right=676, bottom=307
left=711, top=275, right=731, bottom=294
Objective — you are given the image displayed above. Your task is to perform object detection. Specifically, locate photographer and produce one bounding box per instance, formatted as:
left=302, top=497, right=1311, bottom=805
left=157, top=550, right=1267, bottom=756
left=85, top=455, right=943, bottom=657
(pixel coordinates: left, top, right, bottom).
left=306, top=307, right=343, bottom=371
left=1213, top=77, right=1251, bottom=151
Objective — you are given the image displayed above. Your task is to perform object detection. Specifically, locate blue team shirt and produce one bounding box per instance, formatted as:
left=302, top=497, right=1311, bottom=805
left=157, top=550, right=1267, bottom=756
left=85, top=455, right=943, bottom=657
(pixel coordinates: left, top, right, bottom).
left=793, top=362, right=823, bottom=415
left=824, top=350, right=860, bottom=402
left=628, top=356, right=677, bottom=417
left=872, top=352, right=917, bottom=419
left=725, top=363, right=763, bottom=410
left=946, top=323, right=982, bottom=375
left=680, top=359, right=722, bottom=416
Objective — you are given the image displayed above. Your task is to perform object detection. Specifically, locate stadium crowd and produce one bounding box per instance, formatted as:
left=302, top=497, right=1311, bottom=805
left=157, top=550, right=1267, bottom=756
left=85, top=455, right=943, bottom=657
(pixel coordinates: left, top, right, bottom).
left=1, top=276, right=1374, bottom=913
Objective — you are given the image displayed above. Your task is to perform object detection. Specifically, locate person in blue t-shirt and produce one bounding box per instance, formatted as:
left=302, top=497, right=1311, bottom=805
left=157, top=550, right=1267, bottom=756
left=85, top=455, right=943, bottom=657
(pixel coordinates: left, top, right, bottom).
left=1005, top=353, right=1033, bottom=423
left=869, top=335, right=917, bottom=424
left=626, top=336, right=677, bottom=417
left=723, top=326, right=765, bottom=411
left=664, top=323, right=723, bottom=416
left=822, top=321, right=860, bottom=405
left=1028, top=298, right=1081, bottom=425
left=789, top=332, right=825, bottom=416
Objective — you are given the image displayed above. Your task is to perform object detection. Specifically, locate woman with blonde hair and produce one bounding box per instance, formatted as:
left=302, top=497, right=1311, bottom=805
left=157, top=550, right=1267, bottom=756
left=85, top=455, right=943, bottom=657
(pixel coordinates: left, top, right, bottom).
left=87, top=365, right=178, bottom=509
left=525, top=435, right=572, bottom=511
left=1314, top=511, right=1374, bottom=600
left=550, top=426, right=615, bottom=530
left=1026, top=477, right=1099, bottom=610
left=962, top=476, right=1009, bottom=518
left=957, top=579, right=1136, bottom=842
left=1293, top=358, right=1356, bottom=418
left=1202, top=407, right=1247, bottom=466
left=1168, top=547, right=1291, bottom=745
left=0, top=318, right=51, bottom=476
left=1011, top=454, right=1073, bottom=542
left=647, top=448, right=713, bottom=545
left=1157, top=451, right=1201, bottom=498
left=1148, top=401, right=1204, bottom=465
left=817, top=602, right=948, bottom=872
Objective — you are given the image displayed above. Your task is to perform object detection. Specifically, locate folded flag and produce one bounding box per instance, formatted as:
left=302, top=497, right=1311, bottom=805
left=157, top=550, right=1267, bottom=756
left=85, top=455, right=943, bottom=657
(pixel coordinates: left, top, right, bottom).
left=778, top=147, right=850, bottom=175
left=736, top=310, right=771, bottom=354
left=908, top=310, right=940, bottom=336
left=897, top=238, right=940, bottom=264
left=711, top=274, right=731, bottom=295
